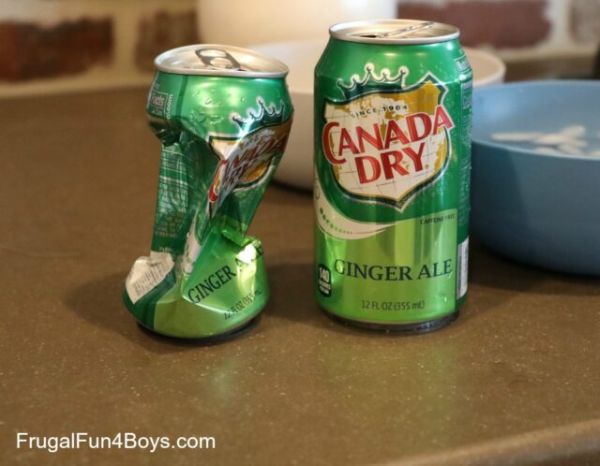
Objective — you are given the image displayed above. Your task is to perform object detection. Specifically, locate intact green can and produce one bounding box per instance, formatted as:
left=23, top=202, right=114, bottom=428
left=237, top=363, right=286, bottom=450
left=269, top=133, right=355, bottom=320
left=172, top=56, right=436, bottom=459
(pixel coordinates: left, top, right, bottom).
left=124, top=45, right=292, bottom=340
left=314, top=20, right=472, bottom=332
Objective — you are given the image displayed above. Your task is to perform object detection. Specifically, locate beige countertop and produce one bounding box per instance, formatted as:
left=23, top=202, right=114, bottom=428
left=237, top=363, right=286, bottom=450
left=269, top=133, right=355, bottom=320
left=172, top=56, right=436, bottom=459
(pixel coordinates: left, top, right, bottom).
left=1, top=89, right=599, bottom=465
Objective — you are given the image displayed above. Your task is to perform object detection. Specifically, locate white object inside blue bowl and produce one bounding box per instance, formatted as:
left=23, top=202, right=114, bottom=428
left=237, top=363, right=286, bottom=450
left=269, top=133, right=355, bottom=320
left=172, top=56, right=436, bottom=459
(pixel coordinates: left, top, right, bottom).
left=491, top=124, right=600, bottom=157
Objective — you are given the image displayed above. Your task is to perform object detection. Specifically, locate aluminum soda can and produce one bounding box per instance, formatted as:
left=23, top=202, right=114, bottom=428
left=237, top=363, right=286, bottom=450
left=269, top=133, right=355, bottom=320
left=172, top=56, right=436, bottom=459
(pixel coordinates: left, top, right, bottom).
left=124, top=45, right=293, bottom=340
left=314, top=20, right=472, bottom=332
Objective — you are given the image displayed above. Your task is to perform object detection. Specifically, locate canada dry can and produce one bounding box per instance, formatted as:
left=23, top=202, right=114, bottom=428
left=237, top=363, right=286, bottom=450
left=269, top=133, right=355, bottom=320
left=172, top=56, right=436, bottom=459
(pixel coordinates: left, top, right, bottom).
left=314, top=20, right=472, bottom=332
left=124, top=45, right=292, bottom=340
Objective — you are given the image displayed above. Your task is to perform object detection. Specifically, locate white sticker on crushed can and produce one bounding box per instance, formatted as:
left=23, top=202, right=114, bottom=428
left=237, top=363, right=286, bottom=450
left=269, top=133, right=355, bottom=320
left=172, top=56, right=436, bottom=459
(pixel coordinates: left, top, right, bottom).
left=125, top=251, right=175, bottom=304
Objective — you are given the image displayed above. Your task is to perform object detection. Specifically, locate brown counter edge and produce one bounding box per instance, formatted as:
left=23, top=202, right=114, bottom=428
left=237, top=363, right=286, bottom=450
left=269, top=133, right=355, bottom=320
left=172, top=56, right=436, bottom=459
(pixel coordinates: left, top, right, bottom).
left=377, top=418, right=600, bottom=466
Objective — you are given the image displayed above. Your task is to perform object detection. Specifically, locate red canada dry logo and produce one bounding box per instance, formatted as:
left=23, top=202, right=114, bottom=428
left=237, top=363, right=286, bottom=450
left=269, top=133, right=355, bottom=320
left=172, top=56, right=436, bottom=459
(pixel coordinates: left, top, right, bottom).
left=207, top=101, right=291, bottom=214
left=322, top=66, right=454, bottom=207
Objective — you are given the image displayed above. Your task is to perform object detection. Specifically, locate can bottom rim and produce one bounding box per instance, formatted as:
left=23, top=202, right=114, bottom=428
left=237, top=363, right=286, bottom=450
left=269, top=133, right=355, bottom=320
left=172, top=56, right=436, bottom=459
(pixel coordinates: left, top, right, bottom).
left=136, top=315, right=261, bottom=344
left=321, top=309, right=459, bottom=335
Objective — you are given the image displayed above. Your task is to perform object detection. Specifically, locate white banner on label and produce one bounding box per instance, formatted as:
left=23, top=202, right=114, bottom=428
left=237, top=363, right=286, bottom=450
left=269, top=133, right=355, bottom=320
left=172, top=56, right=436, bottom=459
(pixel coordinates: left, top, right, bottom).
left=314, top=171, right=396, bottom=240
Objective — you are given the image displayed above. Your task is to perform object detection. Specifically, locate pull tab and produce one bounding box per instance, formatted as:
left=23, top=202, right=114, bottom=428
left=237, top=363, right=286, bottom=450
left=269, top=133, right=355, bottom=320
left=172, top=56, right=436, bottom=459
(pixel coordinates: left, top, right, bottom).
left=195, top=48, right=243, bottom=71
left=386, top=21, right=435, bottom=38
left=357, top=21, right=435, bottom=39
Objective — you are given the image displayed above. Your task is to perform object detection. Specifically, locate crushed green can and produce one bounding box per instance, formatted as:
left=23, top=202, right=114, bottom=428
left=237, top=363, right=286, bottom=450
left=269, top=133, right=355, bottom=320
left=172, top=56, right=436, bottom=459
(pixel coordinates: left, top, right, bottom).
left=124, top=45, right=293, bottom=339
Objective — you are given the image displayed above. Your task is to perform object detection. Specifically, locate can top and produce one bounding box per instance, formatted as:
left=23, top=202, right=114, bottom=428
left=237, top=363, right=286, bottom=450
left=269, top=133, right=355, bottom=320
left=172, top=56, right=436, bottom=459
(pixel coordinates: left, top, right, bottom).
left=330, top=19, right=459, bottom=45
left=154, top=44, right=289, bottom=78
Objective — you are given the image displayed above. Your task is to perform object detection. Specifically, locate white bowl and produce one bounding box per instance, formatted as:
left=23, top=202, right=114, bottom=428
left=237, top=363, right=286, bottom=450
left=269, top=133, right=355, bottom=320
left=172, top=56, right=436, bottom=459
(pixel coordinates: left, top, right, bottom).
left=197, top=0, right=396, bottom=46
left=252, top=40, right=506, bottom=190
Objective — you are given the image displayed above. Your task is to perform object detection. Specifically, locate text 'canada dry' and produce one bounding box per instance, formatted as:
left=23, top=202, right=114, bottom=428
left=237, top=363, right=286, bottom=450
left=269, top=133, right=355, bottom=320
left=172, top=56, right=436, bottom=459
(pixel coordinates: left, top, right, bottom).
left=314, top=20, right=472, bottom=332
left=124, top=45, right=292, bottom=340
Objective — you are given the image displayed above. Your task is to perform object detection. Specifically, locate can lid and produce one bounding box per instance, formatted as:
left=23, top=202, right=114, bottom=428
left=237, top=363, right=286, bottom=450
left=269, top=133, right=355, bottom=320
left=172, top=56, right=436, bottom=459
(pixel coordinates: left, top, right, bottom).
left=330, top=19, right=459, bottom=45
left=154, top=44, right=289, bottom=78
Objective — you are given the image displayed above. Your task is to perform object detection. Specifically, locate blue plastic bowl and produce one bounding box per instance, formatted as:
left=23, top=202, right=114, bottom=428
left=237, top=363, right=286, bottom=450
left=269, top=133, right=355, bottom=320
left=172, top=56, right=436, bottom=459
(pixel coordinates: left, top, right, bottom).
left=471, top=81, right=600, bottom=275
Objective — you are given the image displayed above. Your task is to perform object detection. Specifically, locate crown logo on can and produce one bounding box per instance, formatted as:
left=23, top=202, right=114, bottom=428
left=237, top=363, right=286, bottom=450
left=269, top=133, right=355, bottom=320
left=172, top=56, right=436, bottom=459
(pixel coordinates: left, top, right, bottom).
left=337, top=64, right=409, bottom=101
left=231, top=98, right=286, bottom=133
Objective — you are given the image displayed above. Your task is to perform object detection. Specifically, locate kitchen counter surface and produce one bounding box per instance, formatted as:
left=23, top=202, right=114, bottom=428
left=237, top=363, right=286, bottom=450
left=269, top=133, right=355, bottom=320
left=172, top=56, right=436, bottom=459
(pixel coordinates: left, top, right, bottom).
left=1, top=89, right=599, bottom=466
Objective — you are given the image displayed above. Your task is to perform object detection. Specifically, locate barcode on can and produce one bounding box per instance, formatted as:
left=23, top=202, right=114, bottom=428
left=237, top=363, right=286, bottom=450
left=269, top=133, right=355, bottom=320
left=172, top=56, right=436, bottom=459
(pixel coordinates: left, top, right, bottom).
left=125, top=252, right=174, bottom=304
left=457, top=238, right=469, bottom=298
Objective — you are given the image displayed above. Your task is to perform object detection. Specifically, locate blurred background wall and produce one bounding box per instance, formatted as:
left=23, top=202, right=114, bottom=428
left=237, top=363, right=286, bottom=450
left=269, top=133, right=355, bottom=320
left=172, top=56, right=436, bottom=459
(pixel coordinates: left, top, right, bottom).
left=398, top=0, right=598, bottom=58
left=0, top=0, right=598, bottom=97
left=0, top=0, right=197, bottom=97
